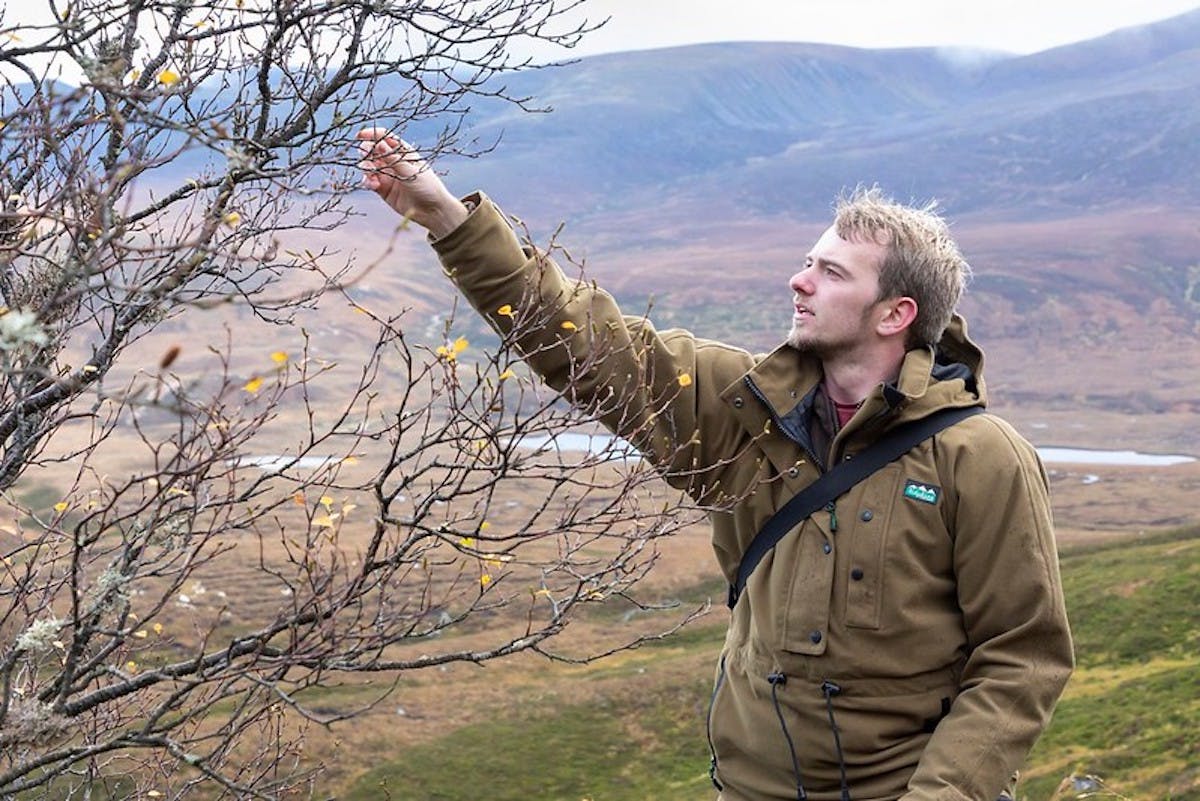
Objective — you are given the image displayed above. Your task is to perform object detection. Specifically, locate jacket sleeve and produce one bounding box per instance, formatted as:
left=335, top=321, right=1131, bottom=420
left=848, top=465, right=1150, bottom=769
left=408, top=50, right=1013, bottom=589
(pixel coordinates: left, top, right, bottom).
left=903, top=415, right=1074, bottom=801
left=429, top=193, right=751, bottom=504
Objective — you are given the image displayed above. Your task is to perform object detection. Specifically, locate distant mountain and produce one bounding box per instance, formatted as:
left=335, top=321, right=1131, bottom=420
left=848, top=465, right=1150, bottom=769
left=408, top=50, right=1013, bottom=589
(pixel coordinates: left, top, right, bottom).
left=978, top=8, right=1200, bottom=89
left=371, top=12, right=1200, bottom=448
left=416, top=7, right=1200, bottom=224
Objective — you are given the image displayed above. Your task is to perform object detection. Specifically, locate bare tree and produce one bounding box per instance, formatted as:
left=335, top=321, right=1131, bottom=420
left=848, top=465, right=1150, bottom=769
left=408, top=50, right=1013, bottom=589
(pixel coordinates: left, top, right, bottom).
left=0, top=2, right=712, bottom=798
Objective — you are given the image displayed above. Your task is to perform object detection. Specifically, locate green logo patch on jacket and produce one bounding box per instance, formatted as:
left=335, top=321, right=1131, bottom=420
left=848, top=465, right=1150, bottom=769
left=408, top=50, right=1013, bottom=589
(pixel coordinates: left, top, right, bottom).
left=903, top=480, right=941, bottom=505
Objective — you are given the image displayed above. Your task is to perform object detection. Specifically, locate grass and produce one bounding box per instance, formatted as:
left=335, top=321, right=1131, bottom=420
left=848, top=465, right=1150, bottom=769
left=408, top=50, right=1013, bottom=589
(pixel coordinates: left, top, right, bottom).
left=1062, top=543, right=1199, bottom=667
left=341, top=657, right=721, bottom=801
left=340, top=525, right=1200, bottom=801
left=1018, top=525, right=1200, bottom=800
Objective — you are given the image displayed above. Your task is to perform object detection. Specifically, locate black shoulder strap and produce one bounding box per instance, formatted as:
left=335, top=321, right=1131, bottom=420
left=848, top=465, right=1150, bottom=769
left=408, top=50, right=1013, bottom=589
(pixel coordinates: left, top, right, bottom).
left=727, top=405, right=983, bottom=609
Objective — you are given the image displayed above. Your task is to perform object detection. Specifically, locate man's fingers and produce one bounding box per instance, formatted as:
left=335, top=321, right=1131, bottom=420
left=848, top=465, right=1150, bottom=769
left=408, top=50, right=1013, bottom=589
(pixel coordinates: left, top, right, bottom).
left=355, top=128, right=414, bottom=158
left=356, top=143, right=409, bottom=199
left=354, top=126, right=452, bottom=228
left=356, top=137, right=395, bottom=161
left=356, top=130, right=425, bottom=183
left=355, top=126, right=396, bottom=146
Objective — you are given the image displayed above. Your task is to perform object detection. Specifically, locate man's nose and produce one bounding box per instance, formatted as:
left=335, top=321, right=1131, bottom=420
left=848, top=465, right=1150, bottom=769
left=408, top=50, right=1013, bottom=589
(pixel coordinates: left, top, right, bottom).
left=790, top=267, right=814, bottom=294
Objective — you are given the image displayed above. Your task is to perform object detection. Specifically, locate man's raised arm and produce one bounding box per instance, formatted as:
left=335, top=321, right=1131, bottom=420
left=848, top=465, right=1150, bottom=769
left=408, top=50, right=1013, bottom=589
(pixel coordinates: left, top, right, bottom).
left=351, top=127, right=754, bottom=506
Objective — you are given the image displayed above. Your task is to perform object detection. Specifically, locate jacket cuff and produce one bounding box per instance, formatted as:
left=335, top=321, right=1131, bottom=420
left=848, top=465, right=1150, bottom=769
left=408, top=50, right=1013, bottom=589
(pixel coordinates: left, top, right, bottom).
left=429, top=192, right=528, bottom=284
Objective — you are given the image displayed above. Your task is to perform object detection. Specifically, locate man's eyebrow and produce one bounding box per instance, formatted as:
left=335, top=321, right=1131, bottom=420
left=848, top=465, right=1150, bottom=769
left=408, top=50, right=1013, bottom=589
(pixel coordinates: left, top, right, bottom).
left=808, top=254, right=850, bottom=272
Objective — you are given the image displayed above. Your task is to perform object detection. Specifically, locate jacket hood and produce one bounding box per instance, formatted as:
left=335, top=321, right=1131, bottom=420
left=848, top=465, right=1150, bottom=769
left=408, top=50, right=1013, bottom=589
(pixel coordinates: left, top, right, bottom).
left=933, top=313, right=985, bottom=392
left=897, top=312, right=987, bottom=416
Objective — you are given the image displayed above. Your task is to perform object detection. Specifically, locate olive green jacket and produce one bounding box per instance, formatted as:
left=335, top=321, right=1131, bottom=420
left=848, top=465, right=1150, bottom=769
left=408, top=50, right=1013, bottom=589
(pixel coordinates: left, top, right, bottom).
left=432, top=194, right=1074, bottom=801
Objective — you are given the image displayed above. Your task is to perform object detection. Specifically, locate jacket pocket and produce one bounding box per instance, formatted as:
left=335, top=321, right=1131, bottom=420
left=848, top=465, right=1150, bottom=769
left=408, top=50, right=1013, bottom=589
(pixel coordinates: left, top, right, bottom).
left=843, top=463, right=902, bottom=630
left=777, top=520, right=836, bottom=655
left=827, top=680, right=958, bottom=768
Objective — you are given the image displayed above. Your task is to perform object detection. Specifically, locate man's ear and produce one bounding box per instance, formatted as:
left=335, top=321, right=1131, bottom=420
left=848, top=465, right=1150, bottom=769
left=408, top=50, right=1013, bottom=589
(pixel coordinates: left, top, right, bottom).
left=876, top=296, right=918, bottom=339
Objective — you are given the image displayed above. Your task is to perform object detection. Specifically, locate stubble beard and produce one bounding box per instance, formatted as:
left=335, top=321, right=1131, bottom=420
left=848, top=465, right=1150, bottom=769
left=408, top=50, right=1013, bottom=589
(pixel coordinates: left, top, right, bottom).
left=785, top=321, right=810, bottom=351
left=787, top=334, right=835, bottom=360
left=785, top=304, right=876, bottom=359
left=786, top=321, right=833, bottom=358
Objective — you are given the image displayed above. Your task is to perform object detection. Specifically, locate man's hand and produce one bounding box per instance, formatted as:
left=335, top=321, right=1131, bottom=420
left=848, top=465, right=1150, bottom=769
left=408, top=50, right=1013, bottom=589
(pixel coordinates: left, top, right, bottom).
left=356, top=128, right=469, bottom=239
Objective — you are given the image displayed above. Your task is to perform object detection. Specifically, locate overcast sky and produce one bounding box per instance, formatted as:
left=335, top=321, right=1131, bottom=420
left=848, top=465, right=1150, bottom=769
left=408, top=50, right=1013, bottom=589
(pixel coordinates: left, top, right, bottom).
left=546, top=0, right=1200, bottom=57
left=5, top=1, right=1198, bottom=81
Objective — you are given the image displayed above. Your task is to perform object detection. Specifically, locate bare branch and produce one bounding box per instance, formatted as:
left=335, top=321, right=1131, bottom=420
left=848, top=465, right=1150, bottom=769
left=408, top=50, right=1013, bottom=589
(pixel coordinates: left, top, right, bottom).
left=0, top=3, right=736, bottom=797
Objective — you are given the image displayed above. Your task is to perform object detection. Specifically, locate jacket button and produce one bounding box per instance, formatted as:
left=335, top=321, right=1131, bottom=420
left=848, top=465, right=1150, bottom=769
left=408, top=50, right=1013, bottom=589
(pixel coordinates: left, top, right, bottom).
left=822, top=542, right=832, bottom=555
left=850, top=567, right=864, bottom=581
left=860, top=510, right=873, bottom=522
left=809, top=630, right=823, bottom=644
left=732, top=397, right=745, bottom=408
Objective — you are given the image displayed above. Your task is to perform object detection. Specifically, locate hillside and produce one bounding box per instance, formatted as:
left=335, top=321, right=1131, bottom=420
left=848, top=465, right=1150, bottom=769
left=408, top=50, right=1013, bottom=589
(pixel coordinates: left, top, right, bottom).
left=337, top=525, right=1200, bottom=801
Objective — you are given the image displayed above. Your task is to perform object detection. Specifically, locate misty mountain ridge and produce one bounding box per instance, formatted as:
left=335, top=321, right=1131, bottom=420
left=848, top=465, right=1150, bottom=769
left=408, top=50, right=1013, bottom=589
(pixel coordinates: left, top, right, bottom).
left=416, top=6, right=1200, bottom=227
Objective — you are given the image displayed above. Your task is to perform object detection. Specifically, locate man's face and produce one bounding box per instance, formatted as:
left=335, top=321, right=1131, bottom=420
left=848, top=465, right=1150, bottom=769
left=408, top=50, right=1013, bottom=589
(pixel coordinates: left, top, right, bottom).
left=786, top=225, right=889, bottom=358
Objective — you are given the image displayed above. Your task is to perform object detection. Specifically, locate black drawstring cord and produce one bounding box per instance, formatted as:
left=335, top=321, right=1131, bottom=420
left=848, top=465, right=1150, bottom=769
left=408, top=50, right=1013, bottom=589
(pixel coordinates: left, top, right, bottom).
left=767, top=672, right=808, bottom=801
left=821, top=680, right=852, bottom=801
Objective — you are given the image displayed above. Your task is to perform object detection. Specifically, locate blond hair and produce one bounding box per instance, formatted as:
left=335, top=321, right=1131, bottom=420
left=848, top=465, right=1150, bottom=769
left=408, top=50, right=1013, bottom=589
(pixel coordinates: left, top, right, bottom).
left=834, top=186, right=971, bottom=347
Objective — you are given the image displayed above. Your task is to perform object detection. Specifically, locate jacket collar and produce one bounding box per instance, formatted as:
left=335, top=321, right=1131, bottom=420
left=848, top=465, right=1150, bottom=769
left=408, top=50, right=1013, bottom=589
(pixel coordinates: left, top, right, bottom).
left=739, top=313, right=986, bottom=436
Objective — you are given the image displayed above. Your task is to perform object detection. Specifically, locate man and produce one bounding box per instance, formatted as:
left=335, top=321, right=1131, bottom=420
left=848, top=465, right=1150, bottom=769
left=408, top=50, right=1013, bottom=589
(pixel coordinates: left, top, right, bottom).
left=356, top=128, right=1074, bottom=801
